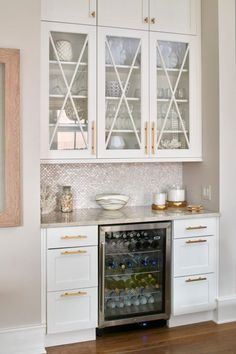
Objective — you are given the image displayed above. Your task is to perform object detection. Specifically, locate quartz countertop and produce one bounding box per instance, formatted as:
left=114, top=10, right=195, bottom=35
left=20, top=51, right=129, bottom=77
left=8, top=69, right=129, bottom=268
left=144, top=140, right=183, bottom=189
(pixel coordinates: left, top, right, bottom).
left=41, top=206, right=220, bottom=228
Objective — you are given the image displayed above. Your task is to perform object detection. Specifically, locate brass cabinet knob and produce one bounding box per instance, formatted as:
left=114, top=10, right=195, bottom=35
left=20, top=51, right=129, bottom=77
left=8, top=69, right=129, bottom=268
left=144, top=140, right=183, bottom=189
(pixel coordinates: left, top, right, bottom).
left=151, top=18, right=156, bottom=24
left=91, top=11, right=96, bottom=18
left=144, top=17, right=149, bottom=24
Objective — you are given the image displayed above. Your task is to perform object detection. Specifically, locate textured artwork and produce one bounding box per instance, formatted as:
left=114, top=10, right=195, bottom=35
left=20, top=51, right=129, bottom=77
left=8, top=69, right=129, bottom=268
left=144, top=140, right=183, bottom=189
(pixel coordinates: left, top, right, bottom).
left=0, top=64, right=4, bottom=213
left=41, top=162, right=182, bottom=210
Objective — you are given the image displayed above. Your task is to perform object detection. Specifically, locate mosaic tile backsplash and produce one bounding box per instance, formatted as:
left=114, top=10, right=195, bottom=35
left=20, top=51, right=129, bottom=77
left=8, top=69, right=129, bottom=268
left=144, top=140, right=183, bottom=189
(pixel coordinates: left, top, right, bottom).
left=41, top=163, right=182, bottom=210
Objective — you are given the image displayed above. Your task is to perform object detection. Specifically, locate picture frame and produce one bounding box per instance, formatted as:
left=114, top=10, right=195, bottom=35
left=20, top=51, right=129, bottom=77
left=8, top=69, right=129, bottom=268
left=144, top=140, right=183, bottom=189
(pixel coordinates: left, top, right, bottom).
left=0, top=48, right=20, bottom=227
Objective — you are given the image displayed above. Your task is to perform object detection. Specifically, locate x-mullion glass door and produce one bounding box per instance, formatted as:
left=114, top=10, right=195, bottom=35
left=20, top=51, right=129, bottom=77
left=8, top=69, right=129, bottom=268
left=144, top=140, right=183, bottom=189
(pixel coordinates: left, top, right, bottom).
left=41, top=22, right=96, bottom=159
left=150, top=32, right=201, bottom=160
left=98, top=27, right=149, bottom=159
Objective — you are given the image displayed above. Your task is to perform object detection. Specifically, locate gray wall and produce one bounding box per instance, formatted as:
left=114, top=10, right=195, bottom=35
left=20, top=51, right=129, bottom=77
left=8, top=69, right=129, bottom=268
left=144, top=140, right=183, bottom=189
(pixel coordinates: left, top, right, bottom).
left=183, top=0, right=219, bottom=212
left=218, top=0, right=236, bottom=297
left=0, top=0, right=41, bottom=328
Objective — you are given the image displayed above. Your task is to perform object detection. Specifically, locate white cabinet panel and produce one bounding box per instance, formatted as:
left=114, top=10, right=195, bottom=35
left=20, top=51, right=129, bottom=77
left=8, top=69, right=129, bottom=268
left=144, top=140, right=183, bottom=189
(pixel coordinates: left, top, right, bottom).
left=97, top=0, right=149, bottom=30
left=41, top=0, right=96, bottom=25
left=173, top=218, right=216, bottom=239
left=149, top=0, right=198, bottom=35
left=97, top=27, right=149, bottom=159
left=174, top=236, right=216, bottom=276
left=47, top=225, right=98, bottom=249
left=41, top=22, right=97, bottom=160
left=173, top=273, right=216, bottom=316
left=47, top=287, right=98, bottom=334
left=47, top=246, right=98, bottom=291
left=149, top=31, right=201, bottom=160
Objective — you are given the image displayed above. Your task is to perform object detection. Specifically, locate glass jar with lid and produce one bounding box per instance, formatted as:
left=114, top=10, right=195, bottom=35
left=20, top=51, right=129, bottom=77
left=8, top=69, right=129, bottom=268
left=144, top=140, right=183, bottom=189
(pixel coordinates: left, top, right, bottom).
left=60, top=186, right=73, bottom=213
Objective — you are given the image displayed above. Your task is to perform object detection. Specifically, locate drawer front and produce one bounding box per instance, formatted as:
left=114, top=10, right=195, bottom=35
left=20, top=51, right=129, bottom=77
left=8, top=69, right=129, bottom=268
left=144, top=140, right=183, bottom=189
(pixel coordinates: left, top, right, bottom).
left=173, top=273, right=216, bottom=316
left=47, top=287, right=98, bottom=334
left=174, top=236, right=216, bottom=276
left=173, top=218, right=216, bottom=239
left=47, top=226, right=98, bottom=249
left=47, top=246, right=98, bottom=291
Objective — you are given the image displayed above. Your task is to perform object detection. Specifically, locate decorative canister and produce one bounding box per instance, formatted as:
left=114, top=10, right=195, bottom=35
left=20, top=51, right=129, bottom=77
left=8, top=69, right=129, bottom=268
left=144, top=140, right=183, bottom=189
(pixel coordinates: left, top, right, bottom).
left=167, top=185, right=186, bottom=207
left=55, top=40, right=73, bottom=61
left=60, top=186, right=73, bottom=213
left=152, top=191, right=167, bottom=210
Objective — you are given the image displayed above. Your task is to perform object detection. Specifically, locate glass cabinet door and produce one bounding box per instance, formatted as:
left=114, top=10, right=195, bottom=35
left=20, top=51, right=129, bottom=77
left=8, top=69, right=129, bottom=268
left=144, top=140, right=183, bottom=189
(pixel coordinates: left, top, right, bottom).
left=98, top=28, right=149, bottom=159
left=41, top=23, right=96, bottom=159
left=150, top=33, right=201, bottom=159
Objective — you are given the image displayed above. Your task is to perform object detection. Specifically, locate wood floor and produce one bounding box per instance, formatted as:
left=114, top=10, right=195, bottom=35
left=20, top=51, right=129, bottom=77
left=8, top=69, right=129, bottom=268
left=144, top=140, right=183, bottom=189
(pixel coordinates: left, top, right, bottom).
left=47, top=321, right=236, bottom=354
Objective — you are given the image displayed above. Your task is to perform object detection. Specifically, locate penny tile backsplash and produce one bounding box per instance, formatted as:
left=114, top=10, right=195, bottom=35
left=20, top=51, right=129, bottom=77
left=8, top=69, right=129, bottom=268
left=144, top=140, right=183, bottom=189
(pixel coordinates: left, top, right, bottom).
left=41, top=163, right=182, bottom=209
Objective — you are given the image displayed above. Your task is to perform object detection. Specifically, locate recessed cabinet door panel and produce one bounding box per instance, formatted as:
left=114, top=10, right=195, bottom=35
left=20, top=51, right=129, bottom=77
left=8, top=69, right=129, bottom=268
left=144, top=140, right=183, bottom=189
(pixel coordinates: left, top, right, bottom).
left=150, top=32, right=201, bottom=160
left=47, top=246, right=98, bottom=291
left=97, top=27, right=149, bottom=158
left=47, top=287, right=98, bottom=333
left=174, top=236, right=216, bottom=276
left=41, top=0, right=96, bottom=25
left=41, top=22, right=96, bottom=160
left=173, top=273, right=216, bottom=315
left=149, top=0, right=198, bottom=35
left=98, top=0, right=149, bottom=30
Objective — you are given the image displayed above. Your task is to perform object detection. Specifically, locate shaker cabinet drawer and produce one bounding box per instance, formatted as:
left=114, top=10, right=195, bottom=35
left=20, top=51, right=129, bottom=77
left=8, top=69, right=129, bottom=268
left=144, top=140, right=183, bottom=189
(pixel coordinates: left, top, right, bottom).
left=47, top=287, right=98, bottom=334
left=173, top=218, right=216, bottom=239
left=173, top=273, right=216, bottom=316
left=47, top=226, right=98, bottom=249
left=174, top=236, right=216, bottom=276
left=47, top=246, right=98, bottom=291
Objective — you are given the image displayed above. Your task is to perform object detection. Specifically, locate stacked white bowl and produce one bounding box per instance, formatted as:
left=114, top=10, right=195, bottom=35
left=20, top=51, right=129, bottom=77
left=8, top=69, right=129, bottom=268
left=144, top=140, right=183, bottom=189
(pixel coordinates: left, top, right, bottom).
left=95, top=194, right=129, bottom=210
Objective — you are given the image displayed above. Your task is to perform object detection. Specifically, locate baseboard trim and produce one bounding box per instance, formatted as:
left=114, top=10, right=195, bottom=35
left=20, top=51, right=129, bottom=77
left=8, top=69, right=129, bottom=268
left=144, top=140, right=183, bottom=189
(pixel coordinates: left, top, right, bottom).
left=216, top=295, right=236, bottom=324
left=45, top=328, right=96, bottom=347
left=168, top=311, right=215, bottom=328
left=0, top=324, right=46, bottom=354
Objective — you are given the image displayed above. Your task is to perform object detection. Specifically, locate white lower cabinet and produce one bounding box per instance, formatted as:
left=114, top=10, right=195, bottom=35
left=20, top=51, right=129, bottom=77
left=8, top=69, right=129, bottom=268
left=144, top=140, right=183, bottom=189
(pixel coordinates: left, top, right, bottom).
left=47, top=287, right=98, bottom=334
left=172, top=217, right=218, bottom=318
left=173, top=273, right=216, bottom=316
left=45, top=225, right=98, bottom=337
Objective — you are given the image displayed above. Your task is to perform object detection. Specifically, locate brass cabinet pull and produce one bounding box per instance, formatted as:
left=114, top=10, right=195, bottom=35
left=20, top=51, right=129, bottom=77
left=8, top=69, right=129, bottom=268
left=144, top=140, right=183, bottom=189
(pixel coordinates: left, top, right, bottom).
left=92, top=121, right=96, bottom=155
left=91, top=11, right=96, bottom=18
left=185, top=277, right=207, bottom=283
left=151, top=122, right=156, bottom=154
left=144, top=17, right=149, bottom=23
left=61, top=235, right=87, bottom=240
left=151, top=18, right=156, bottom=24
left=145, top=122, right=149, bottom=155
left=186, top=225, right=207, bottom=231
left=61, top=250, right=87, bottom=255
left=186, top=239, right=207, bottom=244
left=61, top=291, right=87, bottom=297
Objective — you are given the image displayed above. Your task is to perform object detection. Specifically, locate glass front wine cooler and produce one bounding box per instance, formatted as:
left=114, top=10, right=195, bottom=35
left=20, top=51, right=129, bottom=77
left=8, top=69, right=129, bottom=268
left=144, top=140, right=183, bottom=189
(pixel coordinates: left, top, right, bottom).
left=99, top=222, right=171, bottom=328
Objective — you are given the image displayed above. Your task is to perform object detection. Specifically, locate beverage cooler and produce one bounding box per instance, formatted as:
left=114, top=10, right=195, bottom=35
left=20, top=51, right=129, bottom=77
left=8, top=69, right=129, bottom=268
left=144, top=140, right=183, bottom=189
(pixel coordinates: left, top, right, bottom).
left=98, top=222, right=171, bottom=328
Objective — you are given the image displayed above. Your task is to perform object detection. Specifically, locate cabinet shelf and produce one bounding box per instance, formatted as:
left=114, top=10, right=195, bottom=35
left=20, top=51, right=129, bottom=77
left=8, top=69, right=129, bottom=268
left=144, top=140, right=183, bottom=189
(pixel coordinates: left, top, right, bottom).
left=157, top=67, right=188, bottom=73
left=106, top=97, right=140, bottom=101
left=105, top=129, right=140, bottom=133
left=49, top=60, right=88, bottom=66
left=49, top=94, right=87, bottom=99
left=106, top=64, right=140, bottom=70
left=158, top=130, right=189, bottom=134
left=105, top=270, right=161, bottom=278
left=157, top=99, right=188, bottom=103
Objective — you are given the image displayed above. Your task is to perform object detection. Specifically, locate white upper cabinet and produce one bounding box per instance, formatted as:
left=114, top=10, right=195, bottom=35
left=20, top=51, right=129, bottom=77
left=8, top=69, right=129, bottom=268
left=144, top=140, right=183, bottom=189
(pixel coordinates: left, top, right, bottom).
left=97, top=0, right=149, bottom=31
left=41, top=22, right=97, bottom=160
left=149, top=32, right=201, bottom=160
left=149, top=0, right=199, bottom=35
left=98, top=0, right=200, bottom=35
left=41, top=0, right=97, bottom=25
left=97, top=27, right=149, bottom=158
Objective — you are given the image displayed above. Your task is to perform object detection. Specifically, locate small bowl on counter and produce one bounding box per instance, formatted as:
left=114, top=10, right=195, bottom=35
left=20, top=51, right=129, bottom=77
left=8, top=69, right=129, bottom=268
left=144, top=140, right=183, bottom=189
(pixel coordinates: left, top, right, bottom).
left=95, top=194, right=129, bottom=210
